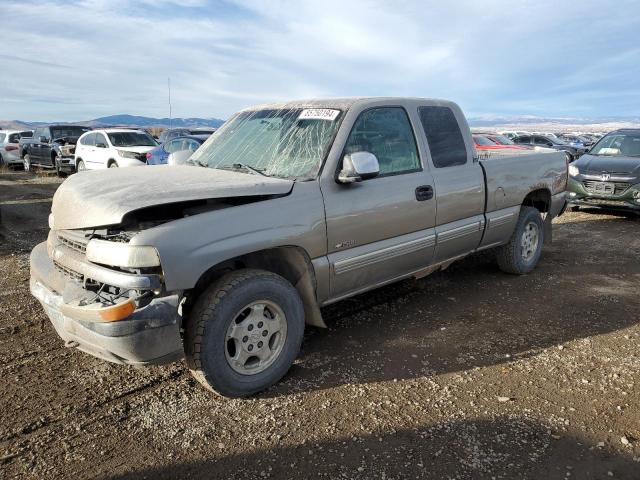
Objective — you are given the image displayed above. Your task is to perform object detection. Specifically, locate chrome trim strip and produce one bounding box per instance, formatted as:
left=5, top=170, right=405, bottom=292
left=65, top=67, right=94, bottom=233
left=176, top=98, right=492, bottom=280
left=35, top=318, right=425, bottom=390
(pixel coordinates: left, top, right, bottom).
left=488, top=212, right=515, bottom=229
left=50, top=243, right=161, bottom=290
left=437, top=220, right=483, bottom=243
left=582, top=174, right=636, bottom=182
left=334, top=235, right=436, bottom=276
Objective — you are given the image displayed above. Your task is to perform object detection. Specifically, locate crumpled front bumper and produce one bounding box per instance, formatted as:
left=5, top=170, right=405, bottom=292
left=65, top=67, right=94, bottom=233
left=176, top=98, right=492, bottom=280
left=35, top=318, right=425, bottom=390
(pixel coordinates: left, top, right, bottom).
left=30, top=242, right=184, bottom=365
left=568, top=177, right=640, bottom=211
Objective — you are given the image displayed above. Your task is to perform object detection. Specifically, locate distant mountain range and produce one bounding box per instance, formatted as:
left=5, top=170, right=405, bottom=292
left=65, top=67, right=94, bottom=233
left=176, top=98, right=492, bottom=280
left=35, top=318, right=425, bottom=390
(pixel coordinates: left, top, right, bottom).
left=2, top=113, right=639, bottom=132
left=468, top=115, right=640, bottom=127
left=0, top=114, right=225, bottom=130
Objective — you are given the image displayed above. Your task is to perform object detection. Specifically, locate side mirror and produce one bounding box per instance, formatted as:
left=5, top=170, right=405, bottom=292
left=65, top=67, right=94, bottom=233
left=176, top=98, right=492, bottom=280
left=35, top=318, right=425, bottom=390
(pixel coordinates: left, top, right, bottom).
left=39, top=136, right=48, bottom=143
left=167, top=149, right=192, bottom=166
left=338, top=151, right=380, bottom=184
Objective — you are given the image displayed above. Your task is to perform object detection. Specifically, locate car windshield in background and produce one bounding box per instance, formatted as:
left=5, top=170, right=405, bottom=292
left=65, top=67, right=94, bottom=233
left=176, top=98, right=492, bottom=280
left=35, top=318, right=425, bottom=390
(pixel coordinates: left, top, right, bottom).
left=589, top=132, right=640, bottom=157
left=189, top=108, right=343, bottom=179
left=473, top=135, right=497, bottom=146
left=107, top=132, right=157, bottom=147
left=51, top=127, right=91, bottom=139
left=492, top=134, right=515, bottom=144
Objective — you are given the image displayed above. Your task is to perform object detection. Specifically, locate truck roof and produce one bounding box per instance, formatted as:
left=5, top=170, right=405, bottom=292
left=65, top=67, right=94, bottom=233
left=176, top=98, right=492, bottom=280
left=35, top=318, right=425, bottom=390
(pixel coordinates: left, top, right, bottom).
left=241, top=97, right=459, bottom=112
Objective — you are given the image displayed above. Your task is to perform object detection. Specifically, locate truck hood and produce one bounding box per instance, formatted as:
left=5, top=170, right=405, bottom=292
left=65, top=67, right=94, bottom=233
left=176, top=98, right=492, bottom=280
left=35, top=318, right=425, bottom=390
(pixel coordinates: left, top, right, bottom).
left=575, top=154, right=640, bottom=177
left=51, top=165, right=294, bottom=230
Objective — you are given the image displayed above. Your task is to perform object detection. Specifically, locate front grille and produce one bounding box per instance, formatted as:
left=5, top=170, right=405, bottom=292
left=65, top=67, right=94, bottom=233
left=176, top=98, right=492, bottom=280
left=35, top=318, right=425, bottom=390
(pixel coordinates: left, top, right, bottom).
left=57, top=231, right=88, bottom=254
left=54, top=260, right=83, bottom=282
left=583, top=181, right=631, bottom=196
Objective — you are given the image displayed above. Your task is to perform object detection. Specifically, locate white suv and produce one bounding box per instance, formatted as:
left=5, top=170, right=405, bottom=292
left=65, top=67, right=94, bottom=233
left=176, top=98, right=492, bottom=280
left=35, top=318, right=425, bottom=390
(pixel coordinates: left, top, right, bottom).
left=75, top=129, right=157, bottom=170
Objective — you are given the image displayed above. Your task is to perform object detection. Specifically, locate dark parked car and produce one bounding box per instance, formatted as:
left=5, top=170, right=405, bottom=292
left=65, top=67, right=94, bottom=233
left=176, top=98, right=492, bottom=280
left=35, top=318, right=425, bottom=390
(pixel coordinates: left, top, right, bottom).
left=158, top=127, right=216, bottom=143
left=513, top=134, right=585, bottom=162
left=557, top=133, right=593, bottom=147
left=21, top=125, right=92, bottom=175
left=146, top=135, right=209, bottom=165
left=567, top=128, right=640, bottom=212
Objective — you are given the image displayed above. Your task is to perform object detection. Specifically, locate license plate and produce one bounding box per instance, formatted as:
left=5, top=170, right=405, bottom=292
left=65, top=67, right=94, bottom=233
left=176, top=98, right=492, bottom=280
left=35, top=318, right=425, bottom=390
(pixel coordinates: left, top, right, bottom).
left=593, top=182, right=614, bottom=193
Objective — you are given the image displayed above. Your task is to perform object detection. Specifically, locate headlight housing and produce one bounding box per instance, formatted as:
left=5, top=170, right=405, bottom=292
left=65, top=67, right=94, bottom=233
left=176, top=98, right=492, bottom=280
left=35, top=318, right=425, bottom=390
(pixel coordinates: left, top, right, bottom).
left=117, top=149, right=140, bottom=159
left=86, top=239, right=160, bottom=268
left=568, top=165, right=580, bottom=177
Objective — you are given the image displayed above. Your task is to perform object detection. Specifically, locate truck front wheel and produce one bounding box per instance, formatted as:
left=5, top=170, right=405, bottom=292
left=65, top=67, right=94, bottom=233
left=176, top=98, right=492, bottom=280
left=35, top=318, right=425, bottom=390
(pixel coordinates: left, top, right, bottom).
left=23, top=154, right=31, bottom=172
left=184, top=269, right=305, bottom=397
left=496, top=206, right=544, bottom=274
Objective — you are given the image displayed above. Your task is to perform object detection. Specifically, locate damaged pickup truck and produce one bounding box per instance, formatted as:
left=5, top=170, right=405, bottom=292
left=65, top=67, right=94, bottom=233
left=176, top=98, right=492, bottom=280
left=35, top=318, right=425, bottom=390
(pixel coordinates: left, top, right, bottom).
left=30, top=98, right=567, bottom=397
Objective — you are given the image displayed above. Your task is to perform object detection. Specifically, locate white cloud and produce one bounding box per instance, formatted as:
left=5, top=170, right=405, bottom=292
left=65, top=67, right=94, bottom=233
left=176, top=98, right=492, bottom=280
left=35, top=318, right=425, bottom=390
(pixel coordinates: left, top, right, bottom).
left=1, top=0, right=639, bottom=120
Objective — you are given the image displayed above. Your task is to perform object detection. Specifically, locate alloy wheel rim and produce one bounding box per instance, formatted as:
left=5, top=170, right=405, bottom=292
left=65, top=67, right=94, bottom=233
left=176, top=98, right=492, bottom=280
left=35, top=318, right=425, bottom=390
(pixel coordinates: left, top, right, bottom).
left=520, top=222, right=539, bottom=262
left=224, top=300, right=288, bottom=375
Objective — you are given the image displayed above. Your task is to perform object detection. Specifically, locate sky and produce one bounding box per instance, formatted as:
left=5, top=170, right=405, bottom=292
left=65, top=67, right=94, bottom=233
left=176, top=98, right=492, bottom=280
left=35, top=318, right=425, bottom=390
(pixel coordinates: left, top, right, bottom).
left=1, top=0, right=639, bottom=122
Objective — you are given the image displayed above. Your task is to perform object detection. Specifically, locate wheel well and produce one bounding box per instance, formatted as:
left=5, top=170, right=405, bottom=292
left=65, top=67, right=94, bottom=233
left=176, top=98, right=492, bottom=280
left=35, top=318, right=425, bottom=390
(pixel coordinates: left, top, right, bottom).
left=522, top=188, right=551, bottom=213
left=107, top=159, right=117, bottom=167
left=187, top=246, right=325, bottom=328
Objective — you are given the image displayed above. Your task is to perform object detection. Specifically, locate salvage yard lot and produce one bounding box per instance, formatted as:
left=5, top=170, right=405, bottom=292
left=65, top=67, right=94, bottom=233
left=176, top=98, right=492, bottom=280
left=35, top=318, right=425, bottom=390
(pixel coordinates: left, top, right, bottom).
left=1, top=171, right=639, bottom=479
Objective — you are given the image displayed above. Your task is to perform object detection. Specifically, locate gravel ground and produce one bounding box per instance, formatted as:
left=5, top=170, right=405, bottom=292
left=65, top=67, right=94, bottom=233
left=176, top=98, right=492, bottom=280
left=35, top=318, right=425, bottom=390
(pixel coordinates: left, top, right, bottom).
left=1, top=171, right=639, bottom=479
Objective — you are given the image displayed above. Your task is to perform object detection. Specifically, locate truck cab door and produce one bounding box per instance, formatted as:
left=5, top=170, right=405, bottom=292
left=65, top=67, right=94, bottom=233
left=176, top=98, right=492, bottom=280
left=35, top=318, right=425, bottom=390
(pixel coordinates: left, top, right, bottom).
left=321, top=106, right=437, bottom=301
left=417, top=106, right=485, bottom=263
left=32, top=128, right=45, bottom=162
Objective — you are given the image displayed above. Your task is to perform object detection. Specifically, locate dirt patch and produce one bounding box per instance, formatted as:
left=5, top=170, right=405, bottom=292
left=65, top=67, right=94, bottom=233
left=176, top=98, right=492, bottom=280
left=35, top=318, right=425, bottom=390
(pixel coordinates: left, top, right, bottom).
left=0, top=176, right=639, bottom=479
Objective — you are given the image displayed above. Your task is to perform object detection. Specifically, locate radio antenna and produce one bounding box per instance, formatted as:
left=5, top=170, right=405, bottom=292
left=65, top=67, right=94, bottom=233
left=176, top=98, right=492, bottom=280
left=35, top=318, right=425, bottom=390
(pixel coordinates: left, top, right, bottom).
left=168, top=77, right=172, bottom=131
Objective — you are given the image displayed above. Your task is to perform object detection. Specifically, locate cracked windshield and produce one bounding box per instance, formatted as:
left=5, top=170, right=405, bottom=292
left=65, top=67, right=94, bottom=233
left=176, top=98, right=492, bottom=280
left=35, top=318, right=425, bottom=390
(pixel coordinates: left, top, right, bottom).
left=189, top=108, right=342, bottom=179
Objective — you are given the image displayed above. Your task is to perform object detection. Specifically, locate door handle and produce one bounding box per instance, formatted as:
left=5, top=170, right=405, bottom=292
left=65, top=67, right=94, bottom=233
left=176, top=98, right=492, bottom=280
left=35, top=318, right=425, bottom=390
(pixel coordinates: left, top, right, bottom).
left=415, top=185, right=433, bottom=201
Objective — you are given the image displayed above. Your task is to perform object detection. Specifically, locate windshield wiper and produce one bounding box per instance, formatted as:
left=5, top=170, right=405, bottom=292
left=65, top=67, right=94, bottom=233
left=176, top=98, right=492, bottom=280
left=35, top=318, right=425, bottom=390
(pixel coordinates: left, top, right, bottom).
left=186, top=158, right=208, bottom=167
left=218, top=163, right=269, bottom=177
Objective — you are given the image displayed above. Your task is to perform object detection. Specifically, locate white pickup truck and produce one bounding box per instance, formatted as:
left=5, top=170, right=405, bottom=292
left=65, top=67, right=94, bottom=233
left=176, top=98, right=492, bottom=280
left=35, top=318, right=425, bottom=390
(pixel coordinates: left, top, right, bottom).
left=31, top=98, right=567, bottom=397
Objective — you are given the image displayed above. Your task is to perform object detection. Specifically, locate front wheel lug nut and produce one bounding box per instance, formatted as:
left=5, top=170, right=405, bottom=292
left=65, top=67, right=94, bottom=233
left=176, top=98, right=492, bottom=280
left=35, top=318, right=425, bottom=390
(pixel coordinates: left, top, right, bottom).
left=242, top=336, right=248, bottom=343
left=257, top=321, right=264, bottom=328
left=248, top=344, right=253, bottom=352
left=258, top=341, right=263, bottom=348
left=262, top=331, right=268, bottom=337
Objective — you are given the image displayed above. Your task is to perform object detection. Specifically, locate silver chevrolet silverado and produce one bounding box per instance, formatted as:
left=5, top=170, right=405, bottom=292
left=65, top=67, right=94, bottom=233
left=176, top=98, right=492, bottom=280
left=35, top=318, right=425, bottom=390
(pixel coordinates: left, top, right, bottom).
left=30, top=98, right=567, bottom=397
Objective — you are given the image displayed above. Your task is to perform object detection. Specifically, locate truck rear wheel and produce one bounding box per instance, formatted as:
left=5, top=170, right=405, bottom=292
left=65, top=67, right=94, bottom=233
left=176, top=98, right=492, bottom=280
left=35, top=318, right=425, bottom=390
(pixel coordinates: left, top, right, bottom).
left=23, top=154, right=31, bottom=172
left=184, top=269, right=305, bottom=397
left=496, top=206, right=544, bottom=274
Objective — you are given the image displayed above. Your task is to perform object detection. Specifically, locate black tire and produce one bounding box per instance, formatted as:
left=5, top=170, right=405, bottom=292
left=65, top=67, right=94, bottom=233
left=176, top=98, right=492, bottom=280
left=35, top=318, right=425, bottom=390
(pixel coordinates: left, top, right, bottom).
left=54, top=155, right=65, bottom=177
left=76, top=160, right=86, bottom=172
left=496, top=206, right=544, bottom=275
left=185, top=269, right=305, bottom=397
left=0, top=153, right=4, bottom=167
left=23, top=154, right=31, bottom=172
left=108, top=161, right=118, bottom=168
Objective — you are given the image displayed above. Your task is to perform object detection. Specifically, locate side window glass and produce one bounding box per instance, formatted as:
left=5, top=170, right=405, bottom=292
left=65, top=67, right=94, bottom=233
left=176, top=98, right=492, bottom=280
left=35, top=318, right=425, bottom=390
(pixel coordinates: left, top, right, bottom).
left=188, top=140, right=199, bottom=151
left=95, top=133, right=107, bottom=147
left=418, top=106, right=467, bottom=168
left=343, top=107, right=420, bottom=176
left=0, top=134, right=5, bottom=143
left=166, top=139, right=180, bottom=153
left=83, top=133, right=96, bottom=146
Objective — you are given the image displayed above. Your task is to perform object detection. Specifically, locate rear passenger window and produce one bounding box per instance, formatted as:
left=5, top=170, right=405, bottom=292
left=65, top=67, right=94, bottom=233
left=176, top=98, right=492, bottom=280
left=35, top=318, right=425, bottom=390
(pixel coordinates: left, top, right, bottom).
left=515, top=136, right=531, bottom=144
left=418, top=106, right=467, bottom=168
left=343, top=107, right=420, bottom=176
left=81, top=133, right=96, bottom=146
